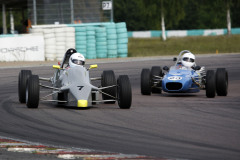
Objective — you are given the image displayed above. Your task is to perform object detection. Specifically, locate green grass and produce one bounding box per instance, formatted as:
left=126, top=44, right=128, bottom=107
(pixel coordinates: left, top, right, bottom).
left=128, top=35, right=240, bottom=57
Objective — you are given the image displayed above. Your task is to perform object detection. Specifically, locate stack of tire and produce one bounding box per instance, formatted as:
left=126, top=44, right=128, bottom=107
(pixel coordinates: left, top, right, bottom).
left=65, top=27, right=75, bottom=50
left=55, top=28, right=66, bottom=61
left=106, top=24, right=118, bottom=58
left=116, top=22, right=128, bottom=58
left=75, top=27, right=87, bottom=57
left=29, top=28, right=43, bottom=36
left=43, top=28, right=56, bottom=61
left=95, top=27, right=108, bottom=58
left=86, top=26, right=97, bottom=59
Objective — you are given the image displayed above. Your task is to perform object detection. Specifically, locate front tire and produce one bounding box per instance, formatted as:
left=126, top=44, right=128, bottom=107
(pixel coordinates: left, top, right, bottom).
left=216, top=68, right=228, bottom=96
left=141, top=69, right=151, bottom=95
left=206, top=70, right=216, bottom=98
left=18, top=70, right=32, bottom=103
left=117, top=75, right=132, bottom=109
left=101, top=70, right=116, bottom=104
left=26, top=75, right=39, bottom=108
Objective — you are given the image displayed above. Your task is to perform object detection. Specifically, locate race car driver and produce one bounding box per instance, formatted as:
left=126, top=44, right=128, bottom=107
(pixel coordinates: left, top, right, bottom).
left=69, top=52, right=85, bottom=68
left=181, top=52, right=205, bottom=77
left=181, top=52, right=196, bottom=68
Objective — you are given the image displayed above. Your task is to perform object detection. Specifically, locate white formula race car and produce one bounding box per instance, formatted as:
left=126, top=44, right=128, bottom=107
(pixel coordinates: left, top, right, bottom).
left=18, top=49, right=132, bottom=109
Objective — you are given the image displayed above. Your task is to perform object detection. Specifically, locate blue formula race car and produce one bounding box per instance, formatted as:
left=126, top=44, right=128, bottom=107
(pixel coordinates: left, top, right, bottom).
left=141, top=50, right=228, bottom=98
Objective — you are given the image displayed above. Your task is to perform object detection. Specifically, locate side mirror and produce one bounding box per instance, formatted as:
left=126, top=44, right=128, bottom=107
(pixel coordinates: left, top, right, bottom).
left=173, top=57, right=177, bottom=61
left=193, top=66, right=201, bottom=70
left=89, top=64, right=98, bottom=70
left=53, top=65, right=61, bottom=69
left=163, top=66, right=169, bottom=71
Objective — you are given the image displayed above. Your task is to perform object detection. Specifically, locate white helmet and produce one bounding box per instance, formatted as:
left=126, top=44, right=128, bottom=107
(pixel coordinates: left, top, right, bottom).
left=69, top=53, right=85, bottom=67
left=181, top=52, right=195, bottom=68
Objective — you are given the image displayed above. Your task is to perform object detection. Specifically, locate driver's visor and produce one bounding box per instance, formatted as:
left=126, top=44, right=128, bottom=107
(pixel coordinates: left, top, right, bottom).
left=183, top=57, right=194, bottom=62
left=72, top=59, right=84, bottom=65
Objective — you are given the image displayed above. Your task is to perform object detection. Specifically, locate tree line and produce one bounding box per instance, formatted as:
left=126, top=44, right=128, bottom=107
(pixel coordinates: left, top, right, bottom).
left=1, top=0, right=239, bottom=34
left=114, top=0, right=240, bottom=31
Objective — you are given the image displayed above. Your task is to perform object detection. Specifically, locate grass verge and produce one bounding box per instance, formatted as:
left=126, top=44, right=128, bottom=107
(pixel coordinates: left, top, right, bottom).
left=128, top=35, right=240, bottom=57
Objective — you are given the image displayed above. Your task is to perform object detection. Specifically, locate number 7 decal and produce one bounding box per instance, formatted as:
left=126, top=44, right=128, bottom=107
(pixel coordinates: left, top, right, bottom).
left=77, top=86, right=84, bottom=90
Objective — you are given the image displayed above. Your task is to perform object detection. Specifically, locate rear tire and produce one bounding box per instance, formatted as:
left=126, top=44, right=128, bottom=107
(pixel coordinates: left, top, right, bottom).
left=26, top=75, right=39, bottom=108
left=216, top=68, right=228, bottom=96
left=101, top=70, right=116, bottom=104
left=206, top=70, right=216, bottom=98
left=141, top=69, right=151, bottom=95
left=151, top=66, right=162, bottom=93
left=117, top=75, right=132, bottom=109
left=18, top=70, right=32, bottom=103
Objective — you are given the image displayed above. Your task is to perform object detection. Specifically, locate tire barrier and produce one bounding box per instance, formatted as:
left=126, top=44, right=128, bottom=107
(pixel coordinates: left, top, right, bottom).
left=43, top=28, right=56, bottom=61
left=65, top=27, right=76, bottom=52
left=29, top=28, right=44, bottom=36
left=55, top=27, right=66, bottom=61
left=86, top=26, right=96, bottom=59
left=30, top=22, right=128, bottom=61
left=75, top=27, right=87, bottom=57
left=96, top=27, right=107, bottom=58
left=105, top=23, right=118, bottom=58
left=116, top=22, right=128, bottom=58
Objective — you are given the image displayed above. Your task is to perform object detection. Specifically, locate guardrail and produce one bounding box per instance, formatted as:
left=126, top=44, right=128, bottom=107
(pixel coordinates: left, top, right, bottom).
left=128, top=28, right=240, bottom=38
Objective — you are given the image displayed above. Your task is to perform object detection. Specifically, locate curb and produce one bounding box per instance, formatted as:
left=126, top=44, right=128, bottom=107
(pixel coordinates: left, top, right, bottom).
left=0, top=136, right=166, bottom=160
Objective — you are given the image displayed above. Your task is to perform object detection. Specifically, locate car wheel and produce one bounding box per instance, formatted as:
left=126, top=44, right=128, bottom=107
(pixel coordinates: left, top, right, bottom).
left=206, top=70, right=216, bottom=98
left=141, top=69, right=151, bottom=95
left=18, top=70, right=32, bottom=103
left=216, top=68, right=228, bottom=96
left=26, top=75, right=39, bottom=108
left=151, top=66, right=162, bottom=93
left=101, top=70, right=116, bottom=104
left=117, top=75, right=132, bottom=109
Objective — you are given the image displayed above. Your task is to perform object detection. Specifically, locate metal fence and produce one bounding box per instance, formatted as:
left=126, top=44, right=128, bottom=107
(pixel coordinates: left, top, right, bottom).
left=27, top=0, right=112, bottom=25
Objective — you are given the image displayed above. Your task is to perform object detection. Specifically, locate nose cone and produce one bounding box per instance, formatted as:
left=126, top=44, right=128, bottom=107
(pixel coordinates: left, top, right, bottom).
left=78, top=100, right=88, bottom=107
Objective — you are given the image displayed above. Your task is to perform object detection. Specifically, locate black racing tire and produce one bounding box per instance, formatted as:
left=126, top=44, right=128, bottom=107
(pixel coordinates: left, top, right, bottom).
left=141, top=69, right=151, bottom=95
left=101, top=70, right=116, bottom=104
left=18, top=70, right=32, bottom=103
left=117, top=75, right=132, bottom=109
left=151, top=66, right=162, bottom=93
left=216, top=68, right=228, bottom=96
left=26, top=75, right=39, bottom=108
left=206, top=70, right=216, bottom=98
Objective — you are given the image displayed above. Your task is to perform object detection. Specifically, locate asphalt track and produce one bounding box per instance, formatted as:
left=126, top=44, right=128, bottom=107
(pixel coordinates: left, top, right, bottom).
left=0, top=53, right=240, bottom=160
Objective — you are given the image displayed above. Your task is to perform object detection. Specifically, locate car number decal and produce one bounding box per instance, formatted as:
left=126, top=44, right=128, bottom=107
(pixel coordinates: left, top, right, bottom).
left=77, top=86, right=84, bottom=90
left=168, top=76, right=182, bottom=80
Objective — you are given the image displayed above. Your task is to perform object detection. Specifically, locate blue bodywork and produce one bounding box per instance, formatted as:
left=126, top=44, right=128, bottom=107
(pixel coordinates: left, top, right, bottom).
left=162, top=66, right=200, bottom=93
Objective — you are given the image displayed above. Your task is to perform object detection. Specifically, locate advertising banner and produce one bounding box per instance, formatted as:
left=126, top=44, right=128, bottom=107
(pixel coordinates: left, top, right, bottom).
left=0, top=35, right=44, bottom=61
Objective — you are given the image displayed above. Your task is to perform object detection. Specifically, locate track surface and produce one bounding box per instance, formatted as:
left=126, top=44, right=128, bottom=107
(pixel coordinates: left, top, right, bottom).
left=0, top=54, right=240, bottom=160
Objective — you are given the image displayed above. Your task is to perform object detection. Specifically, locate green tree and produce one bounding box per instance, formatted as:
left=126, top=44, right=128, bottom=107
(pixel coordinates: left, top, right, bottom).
left=231, top=0, right=240, bottom=27
left=114, top=0, right=240, bottom=31
left=114, top=0, right=187, bottom=31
